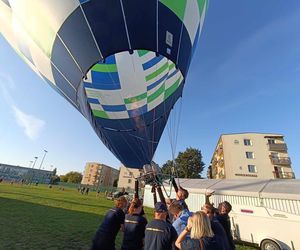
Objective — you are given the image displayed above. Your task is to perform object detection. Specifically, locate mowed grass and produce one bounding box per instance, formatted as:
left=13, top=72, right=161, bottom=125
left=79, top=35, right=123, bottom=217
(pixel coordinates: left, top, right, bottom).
left=0, top=183, right=256, bottom=250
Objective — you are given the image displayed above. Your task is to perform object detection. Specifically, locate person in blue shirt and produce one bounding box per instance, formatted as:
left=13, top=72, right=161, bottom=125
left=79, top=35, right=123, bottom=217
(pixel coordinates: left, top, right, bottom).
left=91, top=196, right=128, bottom=250
left=169, top=202, right=193, bottom=236
left=121, top=198, right=147, bottom=250
left=144, top=202, right=178, bottom=250
left=175, top=211, right=220, bottom=250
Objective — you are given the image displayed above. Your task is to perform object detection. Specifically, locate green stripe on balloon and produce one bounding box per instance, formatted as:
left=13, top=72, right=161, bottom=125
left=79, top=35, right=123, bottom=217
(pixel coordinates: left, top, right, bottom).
left=92, top=63, right=117, bottom=73
left=197, top=0, right=207, bottom=16
left=160, top=0, right=187, bottom=21
left=92, top=110, right=109, bottom=119
left=145, top=62, right=169, bottom=82
left=137, top=50, right=150, bottom=57
left=164, top=77, right=181, bottom=100
left=169, top=62, right=176, bottom=71
left=147, top=83, right=165, bottom=103
left=124, top=92, right=147, bottom=104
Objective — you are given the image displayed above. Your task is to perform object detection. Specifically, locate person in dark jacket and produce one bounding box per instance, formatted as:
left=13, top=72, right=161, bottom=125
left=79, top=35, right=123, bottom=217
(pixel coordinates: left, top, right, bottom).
left=175, top=211, right=221, bottom=250
left=121, top=198, right=147, bottom=250
left=91, top=196, right=128, bottom=250
left=144, top=202, right=178, bottom=250
left=215, top=201, right=235, bottom=250
left=202, top=203, right=230, bottom=250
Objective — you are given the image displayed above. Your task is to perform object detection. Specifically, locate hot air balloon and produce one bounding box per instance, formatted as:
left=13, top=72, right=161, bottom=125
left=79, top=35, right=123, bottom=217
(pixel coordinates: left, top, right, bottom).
left=0, top=0, right=208, bottom=169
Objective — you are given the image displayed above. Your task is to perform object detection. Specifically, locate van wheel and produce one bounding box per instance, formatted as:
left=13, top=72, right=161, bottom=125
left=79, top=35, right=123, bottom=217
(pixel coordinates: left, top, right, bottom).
left=261, top=239, right=280, bottom=250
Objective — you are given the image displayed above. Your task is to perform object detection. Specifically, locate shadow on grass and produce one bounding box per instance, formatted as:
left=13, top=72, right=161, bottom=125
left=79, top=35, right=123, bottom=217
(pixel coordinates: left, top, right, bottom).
left=0, top=197, right=103, bottom=250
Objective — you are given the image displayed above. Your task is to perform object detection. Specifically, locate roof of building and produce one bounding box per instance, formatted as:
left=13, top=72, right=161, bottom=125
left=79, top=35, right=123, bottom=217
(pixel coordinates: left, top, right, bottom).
left=161, top=178, right=300, bottom=200
left=220, top=132, right=284, bottom=137
left=0, top=163, right=52, bottom=173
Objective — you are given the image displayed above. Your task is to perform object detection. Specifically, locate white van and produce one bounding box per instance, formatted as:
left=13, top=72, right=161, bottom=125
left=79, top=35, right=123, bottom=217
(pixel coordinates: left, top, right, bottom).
left=143, top=179, right=300, bottom=250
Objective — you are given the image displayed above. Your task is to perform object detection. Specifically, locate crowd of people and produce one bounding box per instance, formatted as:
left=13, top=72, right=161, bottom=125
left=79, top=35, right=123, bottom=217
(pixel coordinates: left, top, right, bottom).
left=78, top=185, right=90, bottom=195
left=91, top=185, right=235, bottom=250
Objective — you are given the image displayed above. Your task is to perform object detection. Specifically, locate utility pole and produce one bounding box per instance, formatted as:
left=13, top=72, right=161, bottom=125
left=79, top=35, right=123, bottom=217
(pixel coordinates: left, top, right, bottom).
left=28, top=161, right=33, bottom=168
left=32, top=157, right=38, bottom=169
left=39, top=150, right=48, bottom=170
left=30, top=156, right=38, bottom=183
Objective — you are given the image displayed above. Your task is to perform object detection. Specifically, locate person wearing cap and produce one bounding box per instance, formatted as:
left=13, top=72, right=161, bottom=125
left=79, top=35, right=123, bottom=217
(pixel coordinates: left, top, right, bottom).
left=91, top=196, right=128, bottom=250
left=121, top=198, right=147, bottom=250
left=144, top=202, right=178, bottom=250
left=215, top=201, right=235, bottom=250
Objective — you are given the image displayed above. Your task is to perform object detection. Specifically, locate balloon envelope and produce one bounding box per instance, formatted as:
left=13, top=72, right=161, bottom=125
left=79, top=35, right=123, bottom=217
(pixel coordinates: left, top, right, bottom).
left=0, top=0, right=208, bottom=168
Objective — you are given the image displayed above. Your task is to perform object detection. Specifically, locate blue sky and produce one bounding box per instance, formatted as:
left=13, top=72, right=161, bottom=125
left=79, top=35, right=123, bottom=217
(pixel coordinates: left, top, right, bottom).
left=0, top=1, right=300, bottom=177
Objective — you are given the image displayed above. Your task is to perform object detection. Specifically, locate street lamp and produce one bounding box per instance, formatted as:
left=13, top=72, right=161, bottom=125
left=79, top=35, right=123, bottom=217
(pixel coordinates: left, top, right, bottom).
left=39, top=150, right=48, bottom=170
left=28, top=160, right=33, bottom=168
left=30, top=156, right=38, bottom=184
left=32, top=157, right=38, bottom=169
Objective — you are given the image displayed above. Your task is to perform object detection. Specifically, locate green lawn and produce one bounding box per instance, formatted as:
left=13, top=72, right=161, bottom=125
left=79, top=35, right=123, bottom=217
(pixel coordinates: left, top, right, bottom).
left=0, top=183, right=256, bottom=249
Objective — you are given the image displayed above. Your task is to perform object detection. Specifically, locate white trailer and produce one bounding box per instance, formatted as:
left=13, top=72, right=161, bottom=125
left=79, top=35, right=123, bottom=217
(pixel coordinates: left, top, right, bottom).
left=143, top=179, right=300, bottom=250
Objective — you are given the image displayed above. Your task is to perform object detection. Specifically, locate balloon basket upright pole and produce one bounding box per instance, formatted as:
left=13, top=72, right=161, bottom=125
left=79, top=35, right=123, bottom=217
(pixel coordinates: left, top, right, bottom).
left=171, top=177, right=179, bottom=193
left=136, top=162, right=172, bottom=206
left=151, top=185, right=157, bottom=205
left=134, top=179, right=139, bottom=199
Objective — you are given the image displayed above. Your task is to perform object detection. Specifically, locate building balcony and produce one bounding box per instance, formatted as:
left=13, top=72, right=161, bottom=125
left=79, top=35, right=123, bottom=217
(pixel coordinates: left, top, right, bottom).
left=270, top=157, right=291, bottom=166
left=218, top=158, right=224, bottom=165
left=123, top=174, right=133, bottom=178
left=217, top=170, right=225, bottom=179
left=217, top=147, right=223, bottom=155
left=268, top=143, right=287, bottom=152
left=273, top=171, right=295, bottom=179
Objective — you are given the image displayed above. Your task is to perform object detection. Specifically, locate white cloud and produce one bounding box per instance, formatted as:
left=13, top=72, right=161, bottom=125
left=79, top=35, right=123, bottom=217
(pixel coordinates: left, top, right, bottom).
left=0, top=73, right=46, bottom=140
left=12, top=106, right=45, bottom=140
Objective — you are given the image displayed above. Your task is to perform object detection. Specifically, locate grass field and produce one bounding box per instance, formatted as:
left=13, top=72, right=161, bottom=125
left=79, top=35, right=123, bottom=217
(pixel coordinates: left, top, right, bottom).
left=0, top=183, right=256, bottom=250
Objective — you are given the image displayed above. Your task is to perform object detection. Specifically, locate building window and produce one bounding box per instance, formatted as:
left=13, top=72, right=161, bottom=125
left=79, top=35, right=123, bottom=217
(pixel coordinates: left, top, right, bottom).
left=128, top=179, right=132, bottom=184
left=248, top=165, right=257, bottom=173
left=234, top=140, right=239, bottom=144
left=246, top=152, right=254, bottom=159
left=244, top=139, right=252, bottom=146
left=268, top=139, right=275, bottom=144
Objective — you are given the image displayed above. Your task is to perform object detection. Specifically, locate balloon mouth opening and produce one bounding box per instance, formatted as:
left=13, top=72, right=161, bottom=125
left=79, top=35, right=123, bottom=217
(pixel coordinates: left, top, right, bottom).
left=83, top=49, right=184, bottom=120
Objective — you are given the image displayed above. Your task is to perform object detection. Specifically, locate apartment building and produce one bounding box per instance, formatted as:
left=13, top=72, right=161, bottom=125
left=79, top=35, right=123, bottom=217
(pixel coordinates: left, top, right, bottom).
left=81, top=162, right=119, bottom=186
left=208, top=133, right=295, bottom=179
left=117, top=165, right=144, bottom=190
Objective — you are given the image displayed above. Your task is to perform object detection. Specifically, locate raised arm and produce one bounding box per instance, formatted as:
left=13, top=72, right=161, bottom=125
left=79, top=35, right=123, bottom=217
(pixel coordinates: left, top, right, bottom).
left=175, top=217, right=192, bottom=249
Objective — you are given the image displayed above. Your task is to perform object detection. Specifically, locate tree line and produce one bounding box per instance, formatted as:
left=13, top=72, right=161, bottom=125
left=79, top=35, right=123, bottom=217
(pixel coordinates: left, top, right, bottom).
left=50, top=168, right=83, bottom=184
left=50, top=146, right=204, bottom=185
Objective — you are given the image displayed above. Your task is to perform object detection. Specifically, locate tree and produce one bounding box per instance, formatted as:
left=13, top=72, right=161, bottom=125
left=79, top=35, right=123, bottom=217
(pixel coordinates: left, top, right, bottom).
left=59, top=172, right=82, bottom=183
left=161, top=147, right=205, bottom=179
left=161, top=160, right=175, bottom=176
left=59, top=175, right=68, bottom=182
left=65, top=171, right=82, bottom=183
